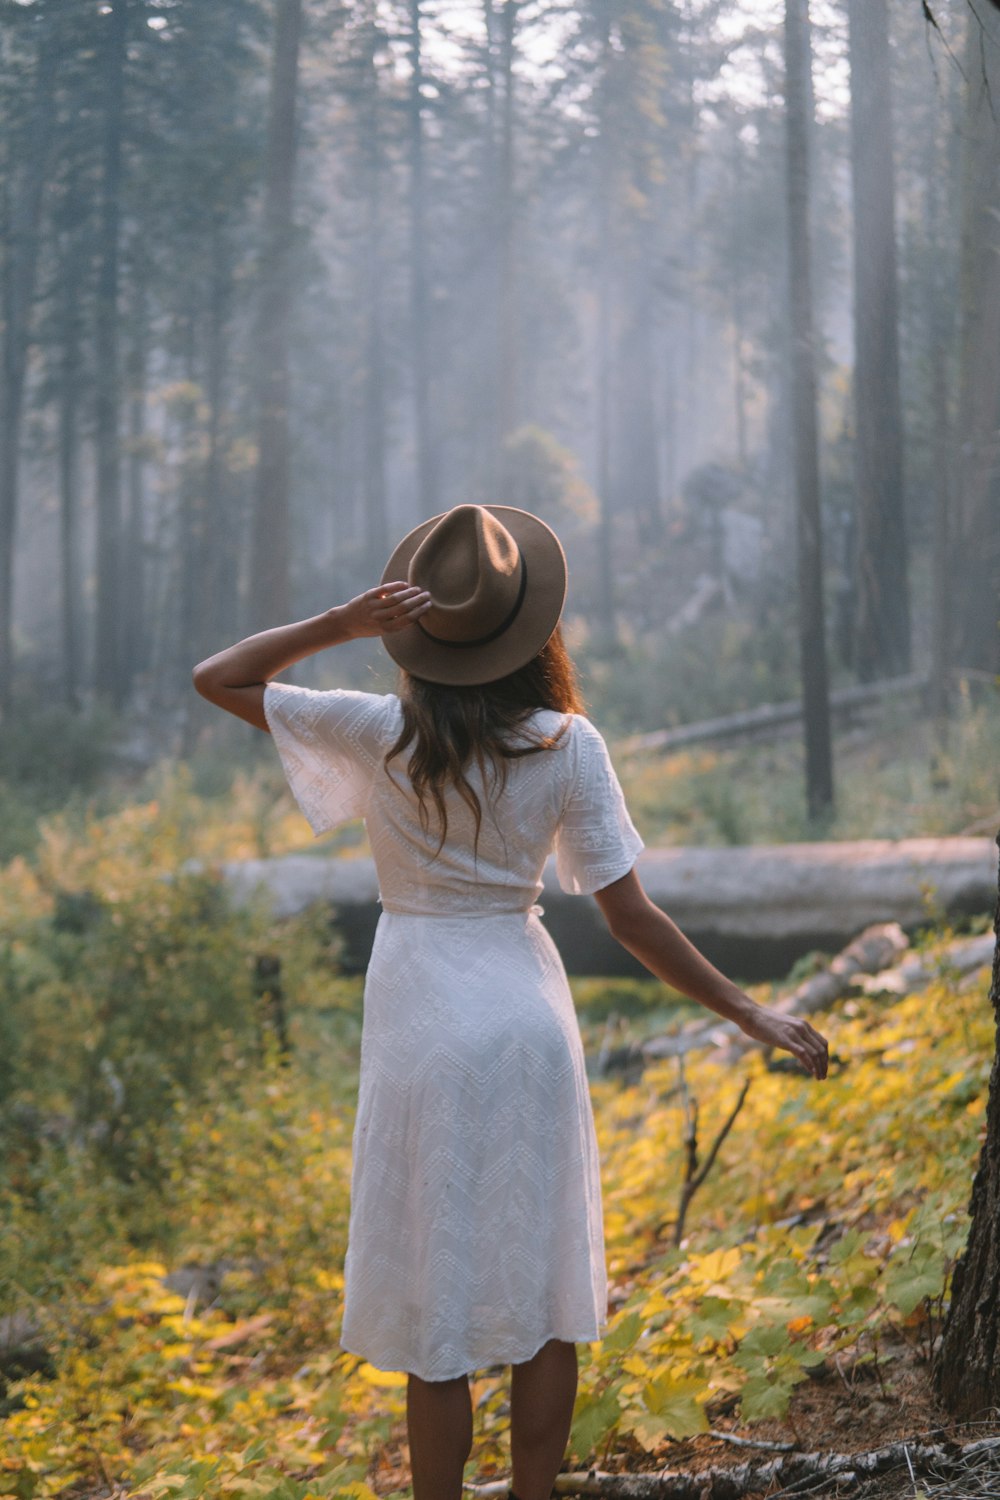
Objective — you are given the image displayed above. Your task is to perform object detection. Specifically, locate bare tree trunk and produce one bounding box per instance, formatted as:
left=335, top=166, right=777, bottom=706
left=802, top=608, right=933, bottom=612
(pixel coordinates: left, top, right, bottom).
left=94, top=0, right=127, bottom=704
left=204, top=223, right=237, bottom=648
left=360, top=13, right=389, bottom=577
left=594, top=0, right=617, bottom=649
left=58, top=225, right=85, bottom=708
left=927, top=117, right=955, bottom=736
left=953, top=5, right=1000, bottom=676
left=178, top=317, right=205, bottom=682
left=783, top=0, right=834, bottom=819
left=618, top=294, right=661, bottom=545
left=0, top=15, right=56, bottom=712
left=122, top=266, right=148, bottom=689
left=248, top=0, right=303, bottom=631
left=847, top=0, right=911, bottom=682
left=408, top=0, right=435, bottom=522
left=496, top=0, right=519, bottom=463
left=934, top=833, right=1000, bottom=1418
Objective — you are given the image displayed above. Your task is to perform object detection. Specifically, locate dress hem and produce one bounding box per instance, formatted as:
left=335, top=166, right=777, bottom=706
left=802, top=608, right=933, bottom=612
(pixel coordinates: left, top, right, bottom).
left=338, top=1322, right=609, bottom=1381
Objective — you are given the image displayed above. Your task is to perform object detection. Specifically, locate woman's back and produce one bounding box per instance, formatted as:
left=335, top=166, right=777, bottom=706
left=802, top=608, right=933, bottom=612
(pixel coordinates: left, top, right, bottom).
left=265, top=683, right=644, bottom=916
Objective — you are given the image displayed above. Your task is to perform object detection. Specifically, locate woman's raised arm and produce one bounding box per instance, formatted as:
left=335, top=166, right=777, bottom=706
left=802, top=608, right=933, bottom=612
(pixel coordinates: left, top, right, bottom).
left=593, top=867, right=829, bottom=1079
left=192, top=581, right=431, bottom=730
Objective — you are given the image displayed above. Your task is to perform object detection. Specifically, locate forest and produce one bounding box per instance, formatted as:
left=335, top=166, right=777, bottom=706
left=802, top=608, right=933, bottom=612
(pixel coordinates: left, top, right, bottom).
left=2, top=0, right=1000, bottom=1497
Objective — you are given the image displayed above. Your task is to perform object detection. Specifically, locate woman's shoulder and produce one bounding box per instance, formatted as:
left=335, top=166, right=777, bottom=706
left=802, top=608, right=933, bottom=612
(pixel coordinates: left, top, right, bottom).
left=264, top=682, right=402, bottom=743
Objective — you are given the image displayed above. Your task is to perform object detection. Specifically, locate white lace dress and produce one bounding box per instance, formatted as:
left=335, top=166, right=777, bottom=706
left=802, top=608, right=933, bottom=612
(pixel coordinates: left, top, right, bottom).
left=264, top=683, right=645, bottom=1380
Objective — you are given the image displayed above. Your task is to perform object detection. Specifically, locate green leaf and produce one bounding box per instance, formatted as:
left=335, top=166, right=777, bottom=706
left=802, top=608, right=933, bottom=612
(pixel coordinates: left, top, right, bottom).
left=827, top=1229, right=866, bottom=1266
left=739, top=1371, right=794, bottom=1421
left=602, top=1308, right=645, bottom=1355
left=644, top=1375, right=710, bottom=1438
left=685, top=1296, right=734, bottom=1346
left=733, top=1322, right=790, bottom=1367
left=834, top=1283, right=879, bottom=1324
left=624, top=1410, right=675, bottom=1452
left=882, top=1246, right=946, bottom=1317
left=570, top=1386, right=622, bottom=1461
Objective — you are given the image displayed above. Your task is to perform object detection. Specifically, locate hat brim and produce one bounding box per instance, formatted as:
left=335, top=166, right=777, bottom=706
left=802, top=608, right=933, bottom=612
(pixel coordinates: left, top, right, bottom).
left=379, top=505, right=567, bottom=686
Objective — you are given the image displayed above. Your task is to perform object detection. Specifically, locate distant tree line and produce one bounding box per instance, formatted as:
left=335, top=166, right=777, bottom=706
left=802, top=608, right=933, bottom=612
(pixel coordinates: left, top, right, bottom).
left=1, top=0, right=998, bottom=806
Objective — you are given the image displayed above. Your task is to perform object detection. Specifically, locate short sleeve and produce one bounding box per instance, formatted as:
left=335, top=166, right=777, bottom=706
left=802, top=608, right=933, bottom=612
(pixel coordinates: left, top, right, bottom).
left=554, top=716, right=645, bottom=895
left=263, top=682, right=400, bottom=837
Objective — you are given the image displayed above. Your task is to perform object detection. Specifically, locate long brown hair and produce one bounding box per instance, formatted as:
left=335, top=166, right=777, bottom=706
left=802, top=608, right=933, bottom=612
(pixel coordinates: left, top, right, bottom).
left=383, top=623, right=585, bottom=855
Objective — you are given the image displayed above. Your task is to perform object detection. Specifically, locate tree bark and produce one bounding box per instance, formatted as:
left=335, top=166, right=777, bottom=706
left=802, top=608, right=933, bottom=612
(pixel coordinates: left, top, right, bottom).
left=203, top=223, right=237, bottom=650
left=0, top=12, right=57, bottom=712
left=934, top=832, right=1000, bottom=1419
left=122, top=266, right=148, bottom=689
left=952, top=4, right=1000, bottom=675
left=57, top=224, right=85, bottom=708
left=360, top=12, right=389, bottom=577
left=408, top=0, right=436, bottom=522
left=847, top=0, right=911, bottom=682
left=496, top=0, right=519, bottom=468
left=783, top=0, right=834, bottom=820
left=94, top=0, right=128, bottom=704
left=594, top=0, right=617, bottom=649
left=248, top=0, right=303, bottom=631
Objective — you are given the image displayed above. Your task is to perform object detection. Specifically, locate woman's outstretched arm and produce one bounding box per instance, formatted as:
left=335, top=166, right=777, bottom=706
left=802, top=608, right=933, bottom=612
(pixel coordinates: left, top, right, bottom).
left=593, top=868, right=829, bottom=1079
left=192, top=581, right=431, bottom=730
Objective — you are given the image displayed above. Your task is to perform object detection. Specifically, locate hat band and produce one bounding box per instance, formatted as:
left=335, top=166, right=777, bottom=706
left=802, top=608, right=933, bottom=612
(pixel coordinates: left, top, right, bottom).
left=416, top=554, right=528, bottom=650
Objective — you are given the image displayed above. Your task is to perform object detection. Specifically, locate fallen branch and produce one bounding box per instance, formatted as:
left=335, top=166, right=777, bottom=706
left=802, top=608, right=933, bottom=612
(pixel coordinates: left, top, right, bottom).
left=671, top=1064, right=752, bottom=1246
left=463, top=1434, right=1000, bottom=1499
left=704, top=1428, right=795, bottom=1451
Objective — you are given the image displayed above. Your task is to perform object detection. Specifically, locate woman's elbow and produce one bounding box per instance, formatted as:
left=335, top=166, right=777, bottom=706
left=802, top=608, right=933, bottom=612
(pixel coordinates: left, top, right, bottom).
left=596, top=888, right=653, bottom=949
left=192, top=660, right=219, bottom=700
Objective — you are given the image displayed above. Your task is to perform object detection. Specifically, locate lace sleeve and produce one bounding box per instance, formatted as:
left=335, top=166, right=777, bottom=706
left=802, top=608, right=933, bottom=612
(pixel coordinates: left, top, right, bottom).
left=263, top=682, right=400, bottom=837
left=554, top=716, right=645, bottom=896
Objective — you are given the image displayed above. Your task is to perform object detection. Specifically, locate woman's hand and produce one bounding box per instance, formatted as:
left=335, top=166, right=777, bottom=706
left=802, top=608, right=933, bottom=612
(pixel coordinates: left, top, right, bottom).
left=738, top=1002, right=830, bottom=1079
left=339, top=581, right=432, bottom=640
left=593, top=871, right=830, bottom=1081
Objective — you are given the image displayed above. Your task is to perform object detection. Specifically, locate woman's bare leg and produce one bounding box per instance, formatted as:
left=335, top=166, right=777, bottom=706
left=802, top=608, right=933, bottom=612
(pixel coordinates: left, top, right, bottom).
left=510, top=1338, right=578, bottom=1500
left=406, top=1370, right=473, bottom=1500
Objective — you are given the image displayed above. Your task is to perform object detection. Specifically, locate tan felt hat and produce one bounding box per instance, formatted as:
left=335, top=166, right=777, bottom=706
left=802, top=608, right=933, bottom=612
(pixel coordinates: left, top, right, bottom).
left=379, top=503, right=567, bottom=686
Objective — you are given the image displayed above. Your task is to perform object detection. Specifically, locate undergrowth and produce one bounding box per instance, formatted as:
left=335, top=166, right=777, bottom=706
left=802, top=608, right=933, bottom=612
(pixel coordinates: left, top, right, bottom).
left=0, top=787, right=994, bottom=1498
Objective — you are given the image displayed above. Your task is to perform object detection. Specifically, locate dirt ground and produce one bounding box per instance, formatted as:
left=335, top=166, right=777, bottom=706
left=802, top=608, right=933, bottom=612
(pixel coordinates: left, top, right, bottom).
left=372, top=1325, right=1000, bottom=1497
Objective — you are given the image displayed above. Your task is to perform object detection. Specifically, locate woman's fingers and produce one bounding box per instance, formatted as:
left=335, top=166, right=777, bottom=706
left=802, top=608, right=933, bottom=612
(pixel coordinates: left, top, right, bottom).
left=370, top=583, right=432, bottom=632
left=794, top=1020, right=829, bottom=1078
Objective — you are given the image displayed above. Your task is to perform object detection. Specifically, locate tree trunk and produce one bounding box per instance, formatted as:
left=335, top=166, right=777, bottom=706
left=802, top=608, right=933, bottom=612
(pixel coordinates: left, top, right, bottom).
left=122, top=267, right=148, bottom=689
left=248, top=0, right=303, bottom=631
left=934, top=833, right=1000, bottom=1418
left=783, top=0, right=834, bottom=820
left=952, top=4, right=1000, bottom=676
left=618, top=294, right=662, bottom=545
left=0, top=14, right=57, bottom=712
left=847, top=0, right=911, bottom=682
left=594, top=0, right=617, bottom=649
left=94, top=0, right=127, bottom=704
left=204, top=224, right=237, bottom=650
left=496, top=0, right=519, bottom=469
left=360, top=13, right=389, bottom=577
left=57, top=225, right=84, bottom=708
left=408, top=0, right=435, bottom=522
left=927, top=119, right=954, bottom=735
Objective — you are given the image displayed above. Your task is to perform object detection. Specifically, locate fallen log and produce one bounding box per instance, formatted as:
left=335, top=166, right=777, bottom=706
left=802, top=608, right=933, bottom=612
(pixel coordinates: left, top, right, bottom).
left=220, top=838, right=997, bottom=981
left=860, top=930, right=997, bottom=997
left=463, top=1434, right=1000, bottom=1499
left=601, top=924, right=996, bottom=1081
left=617, top=672, right=929, bottom=756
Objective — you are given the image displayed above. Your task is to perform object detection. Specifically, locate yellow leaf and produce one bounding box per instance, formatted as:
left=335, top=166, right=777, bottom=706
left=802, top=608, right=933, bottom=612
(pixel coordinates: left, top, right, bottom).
left=353, top=1362, right=408, bottom=1388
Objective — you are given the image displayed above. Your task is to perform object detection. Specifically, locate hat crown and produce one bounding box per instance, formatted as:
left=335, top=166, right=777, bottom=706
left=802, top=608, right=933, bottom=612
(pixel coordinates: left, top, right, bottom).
left=407, top=505, right=523, bottom=644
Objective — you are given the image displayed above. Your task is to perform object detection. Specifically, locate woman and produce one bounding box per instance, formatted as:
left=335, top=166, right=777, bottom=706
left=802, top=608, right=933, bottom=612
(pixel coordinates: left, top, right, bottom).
left=193, top=503, right=829, bottom=1500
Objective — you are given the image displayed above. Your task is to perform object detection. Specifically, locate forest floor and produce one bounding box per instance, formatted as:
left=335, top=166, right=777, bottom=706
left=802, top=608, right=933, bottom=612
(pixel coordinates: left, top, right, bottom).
left=1, top=764, right=998, bottom=1499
